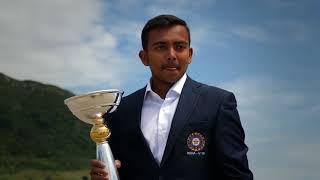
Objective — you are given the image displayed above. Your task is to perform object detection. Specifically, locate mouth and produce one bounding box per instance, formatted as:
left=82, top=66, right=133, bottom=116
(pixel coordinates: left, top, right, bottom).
left=162, top=63, right=180, bottom=71
left=164, top=67, right=178, bottom=71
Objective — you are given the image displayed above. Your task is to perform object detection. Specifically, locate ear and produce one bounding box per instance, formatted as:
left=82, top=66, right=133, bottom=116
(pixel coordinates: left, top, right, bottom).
left=188, top=47, right=193, bottom=64
left=139, top=50, right=149, bottom=66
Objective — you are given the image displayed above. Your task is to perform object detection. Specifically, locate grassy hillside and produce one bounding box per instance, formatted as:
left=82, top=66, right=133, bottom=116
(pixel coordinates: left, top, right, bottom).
left=0, top=73, right=95, bottom=177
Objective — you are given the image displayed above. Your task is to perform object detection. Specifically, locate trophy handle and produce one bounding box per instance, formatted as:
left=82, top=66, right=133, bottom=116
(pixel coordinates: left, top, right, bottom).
left=97, top=142, right=120, bottom=180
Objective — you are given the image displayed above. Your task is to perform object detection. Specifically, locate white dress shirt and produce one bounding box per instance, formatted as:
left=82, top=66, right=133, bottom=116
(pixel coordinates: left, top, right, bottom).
left=140, top=73, right=187, bottom=165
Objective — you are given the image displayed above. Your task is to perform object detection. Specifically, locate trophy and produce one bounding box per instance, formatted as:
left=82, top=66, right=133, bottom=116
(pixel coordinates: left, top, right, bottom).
left=64, top=89, right=123, bottom=180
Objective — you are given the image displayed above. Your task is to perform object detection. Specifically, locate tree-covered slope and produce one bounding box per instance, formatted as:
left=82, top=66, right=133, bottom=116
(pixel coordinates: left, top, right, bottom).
left=0, top=73, right=94, bottom=173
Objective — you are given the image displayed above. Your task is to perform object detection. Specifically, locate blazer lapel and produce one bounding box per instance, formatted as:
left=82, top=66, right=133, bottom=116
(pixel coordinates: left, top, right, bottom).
left=160, top=77, right=201, bottom=166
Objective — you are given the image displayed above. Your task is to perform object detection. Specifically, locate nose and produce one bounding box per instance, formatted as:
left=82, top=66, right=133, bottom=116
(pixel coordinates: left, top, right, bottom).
left=167, top=47, right=177, bottom=61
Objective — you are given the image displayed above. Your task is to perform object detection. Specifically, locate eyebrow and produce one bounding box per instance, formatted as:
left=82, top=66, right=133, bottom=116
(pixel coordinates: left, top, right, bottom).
left=151, top=41, right=166, bottom=46
left=175, top=41, right=189, bottom=45
left=151, top=41, right=189, bottom=46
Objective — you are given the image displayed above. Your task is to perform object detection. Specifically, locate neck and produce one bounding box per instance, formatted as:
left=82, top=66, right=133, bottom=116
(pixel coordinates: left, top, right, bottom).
left=151, top=78, right=174, bottom=99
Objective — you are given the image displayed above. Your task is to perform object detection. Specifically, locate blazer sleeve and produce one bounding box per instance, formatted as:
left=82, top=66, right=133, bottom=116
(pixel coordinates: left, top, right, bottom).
left=214, top=92, right=253, bottom=180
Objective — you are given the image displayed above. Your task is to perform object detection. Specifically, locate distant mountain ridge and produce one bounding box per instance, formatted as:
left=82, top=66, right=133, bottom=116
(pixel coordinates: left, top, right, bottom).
left=0, top=73, right=94, bottom=173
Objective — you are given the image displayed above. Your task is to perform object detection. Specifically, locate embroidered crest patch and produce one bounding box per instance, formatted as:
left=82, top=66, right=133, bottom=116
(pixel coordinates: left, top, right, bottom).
left=187, top=132, right=206, bottom=152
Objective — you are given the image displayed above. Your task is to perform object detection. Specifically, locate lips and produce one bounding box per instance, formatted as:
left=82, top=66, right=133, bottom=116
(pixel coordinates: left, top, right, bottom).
left=161, top=63, right=180, bottom=71
left=164, top=67, right=178, bottom=71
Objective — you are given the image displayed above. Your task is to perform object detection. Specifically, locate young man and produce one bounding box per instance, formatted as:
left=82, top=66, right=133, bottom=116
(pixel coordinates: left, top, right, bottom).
left=91, top=14, right=253, bottom=180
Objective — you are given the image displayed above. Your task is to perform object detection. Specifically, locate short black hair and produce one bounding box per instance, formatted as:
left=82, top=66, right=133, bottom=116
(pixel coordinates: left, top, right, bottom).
left=141, top=14, right=191, bottom=50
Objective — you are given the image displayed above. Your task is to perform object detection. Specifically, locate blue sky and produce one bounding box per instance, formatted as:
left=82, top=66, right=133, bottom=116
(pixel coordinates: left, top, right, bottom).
left=0, top=0, right=319, bottom=179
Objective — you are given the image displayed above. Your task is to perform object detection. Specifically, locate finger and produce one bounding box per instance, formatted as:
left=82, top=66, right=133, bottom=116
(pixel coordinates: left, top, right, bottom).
left=91, top=159, right=105, bottom=168
left=115, top=160, right=121, bottom=168
left=90, top=173, right=108, bottom=180
left=91, top=167, right=108, bottom=176
left=90, top=169, right=108, bottom=180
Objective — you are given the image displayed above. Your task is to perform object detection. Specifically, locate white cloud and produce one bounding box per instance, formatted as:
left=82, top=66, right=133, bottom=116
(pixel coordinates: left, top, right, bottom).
left=0, top=0, right=140, bottom=89
left=229, top=19, right=313, bottom=43
left=252, top=142, right=320, bottom=180
left=145, top=0, right=216, bottom=18
left=230, top=25, right=271, bottom=42
left=221, top=76, right=318, bottom=117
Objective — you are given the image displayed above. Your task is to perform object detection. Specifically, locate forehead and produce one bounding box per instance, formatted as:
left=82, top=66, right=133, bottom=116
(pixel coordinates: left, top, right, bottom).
left=147, top=25, right=189, bottom=45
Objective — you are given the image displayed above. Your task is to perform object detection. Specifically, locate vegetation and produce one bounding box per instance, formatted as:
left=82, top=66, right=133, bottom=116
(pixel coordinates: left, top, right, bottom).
left=0, top=169, right=89, bottom=180
left=0, top=73, right=95, bottom=179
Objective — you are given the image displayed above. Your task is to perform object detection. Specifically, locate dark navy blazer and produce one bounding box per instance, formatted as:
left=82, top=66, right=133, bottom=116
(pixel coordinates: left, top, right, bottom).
left=107, top=77, right=253, bottom=180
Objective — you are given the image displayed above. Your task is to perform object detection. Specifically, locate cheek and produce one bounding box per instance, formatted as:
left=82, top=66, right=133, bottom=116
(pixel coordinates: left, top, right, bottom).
left=178, top=53, right=192, bottom=63
left=178, top=57, right=191, bottom=66
left=147, top=54, right=163, bottom=64
left=148, top=62, right=162, bottom=73
left=148, top=60, right=162, bottom=68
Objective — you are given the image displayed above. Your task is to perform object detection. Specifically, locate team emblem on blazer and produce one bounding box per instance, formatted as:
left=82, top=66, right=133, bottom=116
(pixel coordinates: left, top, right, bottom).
left=187, top=132, right=206, bottom=152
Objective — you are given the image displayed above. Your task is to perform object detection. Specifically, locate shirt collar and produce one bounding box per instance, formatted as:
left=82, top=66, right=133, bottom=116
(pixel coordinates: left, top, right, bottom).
left=144, top=73, right=187, bottom=100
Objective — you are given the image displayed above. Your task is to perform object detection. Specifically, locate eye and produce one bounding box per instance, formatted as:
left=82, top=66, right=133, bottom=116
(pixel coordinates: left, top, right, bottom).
left=154, top=44, right=167, bottom=51
left=175, top=43, right=188, bottom=50
left=177, top=45, right=185, bottom=49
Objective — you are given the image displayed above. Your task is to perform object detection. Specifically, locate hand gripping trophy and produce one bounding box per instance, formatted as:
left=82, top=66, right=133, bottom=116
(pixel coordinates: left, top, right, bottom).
left=64, top=89, right=123, bottom=180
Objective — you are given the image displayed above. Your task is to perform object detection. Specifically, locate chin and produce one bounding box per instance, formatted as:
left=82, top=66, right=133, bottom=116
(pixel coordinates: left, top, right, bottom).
left=157, top=72, right=184, bottom=84
left=165, top=76, right=181, bottom=84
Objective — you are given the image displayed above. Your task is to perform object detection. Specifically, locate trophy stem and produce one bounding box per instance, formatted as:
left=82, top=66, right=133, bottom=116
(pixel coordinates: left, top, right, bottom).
left=90, top=117, right=119, bottom=180
left=97, top=142, right=119, bottom=180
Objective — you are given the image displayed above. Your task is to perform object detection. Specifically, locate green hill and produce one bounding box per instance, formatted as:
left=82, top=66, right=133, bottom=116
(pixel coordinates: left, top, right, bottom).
left=0, top=73, right=94, bottom=175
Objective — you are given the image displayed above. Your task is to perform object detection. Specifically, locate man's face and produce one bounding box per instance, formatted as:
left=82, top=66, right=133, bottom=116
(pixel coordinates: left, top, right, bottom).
left=139, top=25, right=193, bottom=84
